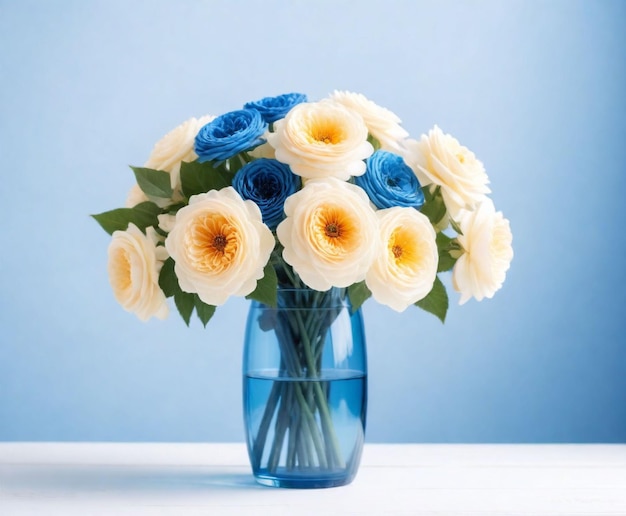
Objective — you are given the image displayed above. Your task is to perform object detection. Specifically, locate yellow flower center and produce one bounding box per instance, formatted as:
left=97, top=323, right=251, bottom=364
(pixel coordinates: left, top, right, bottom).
left=308, top=119, right=345, bottom=145
left=185, top=213, right=240, bottom=272
left=389, top=227, right=422, bottom=270
left=310, top=205, right=358, bottom=257
left=110, top=248, right=132, bottom=292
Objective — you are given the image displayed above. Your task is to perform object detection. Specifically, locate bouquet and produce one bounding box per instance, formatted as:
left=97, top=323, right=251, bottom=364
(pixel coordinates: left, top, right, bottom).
left=93, top=91, right=513, bottom=485
left=93, top=91, right=513, bottom=325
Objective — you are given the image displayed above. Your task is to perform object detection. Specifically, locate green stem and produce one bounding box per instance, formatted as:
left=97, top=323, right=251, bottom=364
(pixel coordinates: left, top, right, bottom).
left=251, top=379, right=282, bottom=469
left=268, top=386, right=290, bottom=472
left=293, top=382, right=328, bottom=469
left=294, top=309, right=346, bottom=469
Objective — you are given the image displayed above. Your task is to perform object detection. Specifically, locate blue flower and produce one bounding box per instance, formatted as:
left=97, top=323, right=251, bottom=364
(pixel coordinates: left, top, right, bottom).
left=244, top=93, right=308, bottom=123
left=232, top=158, right=300, bottom=229
left=355, top=151, right=424, bottom=210
left=194, top=109, right=267, bottom=163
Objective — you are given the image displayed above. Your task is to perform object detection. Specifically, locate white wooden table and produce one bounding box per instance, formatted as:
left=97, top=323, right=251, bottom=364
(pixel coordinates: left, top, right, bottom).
left=1, top=443, right=625, bottom=515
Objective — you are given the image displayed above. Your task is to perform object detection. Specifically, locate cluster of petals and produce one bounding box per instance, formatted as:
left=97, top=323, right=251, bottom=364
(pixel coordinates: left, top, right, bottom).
left=103, top=91, right=515, bottom=322
left=366, top=208, right=438, bottom=312
left=267, top=100, right=373, bottom=181
left=164, top=187, right=274, bottom=306
left=403, top=126, right=491, bottom=219
left=329, top=90, right=409, bottom=152
left=452, top=199, right=513, bottom=304
left=107, top=224, right=169, bottom=321
left=276, top=178, right=380, bottom=291
left=144, top=115, right=215, bottom=194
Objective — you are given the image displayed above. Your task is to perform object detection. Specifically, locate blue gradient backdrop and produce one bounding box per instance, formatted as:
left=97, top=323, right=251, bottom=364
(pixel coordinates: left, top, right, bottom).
left=1, top=1, right=624, bottom=443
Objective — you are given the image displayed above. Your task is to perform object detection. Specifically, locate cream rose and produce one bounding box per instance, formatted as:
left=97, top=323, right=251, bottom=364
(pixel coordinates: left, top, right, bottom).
left=452, top=199, right=513, bottom=304
left=125, top=183, right=148, bottom=208
left=145, top=114, right=215, bottom=194
left=403, top=126, right=490, bottom=219
left=107, top=224, right=169, bottom=321
left=267, top=100, right=373, bottom=180
left=276, top=178, right=379, bottom=291
left=164, top=187, right=274, bottom=306
left=366, top=207, right=438, bottom=312
left=329, top=90, right=409, bottom=152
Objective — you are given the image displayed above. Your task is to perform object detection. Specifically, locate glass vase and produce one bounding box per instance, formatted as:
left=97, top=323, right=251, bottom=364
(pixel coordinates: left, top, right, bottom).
left=242, top=287, right=367, bottom=488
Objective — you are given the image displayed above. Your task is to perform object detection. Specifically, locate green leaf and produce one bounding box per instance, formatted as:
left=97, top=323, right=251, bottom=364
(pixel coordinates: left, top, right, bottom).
left=436, top=232, right=458, bottom=272
left=91, top=201, right=161, bottom=235
left=437, top=252, right=456, bottom=273
left=131, top=167, right=173, bottom=199
left=174, top=290, right=195, bottom=326
left=194, top=295, right=216, bottom=327
left=158, top=258, right=178, bottom=297
left=348, top=281, right=371, bottom=312
left=245, top=263, right=278, bottom=307
left=436, top=231, right=453, bottom=248
left=415, top=276, right=449, bottom=323
left=165, top=202, right=187, bottom=214
left=180, top=160, right=234, bottom=198
left=420, top=186, right=447, bottom=226
left=367, top=133, right=381, bottom=152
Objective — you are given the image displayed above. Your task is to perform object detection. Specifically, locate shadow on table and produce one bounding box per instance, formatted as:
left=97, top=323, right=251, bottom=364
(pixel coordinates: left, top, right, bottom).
left=1, top=465, right=265, bottom=495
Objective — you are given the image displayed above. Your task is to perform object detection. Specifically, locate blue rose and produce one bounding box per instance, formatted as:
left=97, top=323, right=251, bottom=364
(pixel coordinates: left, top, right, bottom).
left=355, top=151, right=424, bottom=210
left=194, top=109, right=267, bottom=163
left=244, top=93, right=307, bottom=123
left=232, top=158, right=300, bottom=229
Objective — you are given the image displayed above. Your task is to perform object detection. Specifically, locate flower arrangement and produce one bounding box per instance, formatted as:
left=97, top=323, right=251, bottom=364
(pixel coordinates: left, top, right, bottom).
left=94, top=91, right=513, bottom=325
left=93, top=91, right=514, bottom=486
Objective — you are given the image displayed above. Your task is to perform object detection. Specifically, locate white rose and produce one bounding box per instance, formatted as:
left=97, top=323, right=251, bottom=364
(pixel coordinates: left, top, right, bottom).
left=125, top=183, right=148, bottom=207
left=403, top=126, right=490, bottom=219
left=107, top=224, right=169, bottom=321
left=329, top=90, right=409, bottom=152
left=164, top=187, right=275, bottom=306
left=277, top=178, right=380, bottom=291
left=366, top=207, right=438, bottom=312
left=452, top=199, right=513, bottom=304
left=145, top=115, right=215, bottom=194
left=157, top=213, right=176, bottom=233
left=267, top=100, right=373, bottom=180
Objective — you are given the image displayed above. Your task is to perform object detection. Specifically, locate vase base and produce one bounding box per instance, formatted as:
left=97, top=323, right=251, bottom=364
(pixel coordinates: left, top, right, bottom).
left=253, top=467, right=357, bottom=489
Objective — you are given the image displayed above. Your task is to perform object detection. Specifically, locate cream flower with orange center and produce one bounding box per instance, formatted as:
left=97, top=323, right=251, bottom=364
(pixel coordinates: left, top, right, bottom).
left=276, top=178, right=379, bottom=291
left=403, top=126, right=490, bottom=219
left=329, top=90, right=409, bottom=152
left=267, top=100, right=373, bottom=180
left=107, top=224, right=169, bottom=321
left=366, top=207, right=438, bottom=312
left=452, top=199, right=513, bottom=304
left=165, top=187, right=275, bottom=306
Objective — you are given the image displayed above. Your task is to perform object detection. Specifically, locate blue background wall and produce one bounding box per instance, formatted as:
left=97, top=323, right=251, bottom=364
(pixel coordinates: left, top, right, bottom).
left=1, top=0, right=624, bottom=443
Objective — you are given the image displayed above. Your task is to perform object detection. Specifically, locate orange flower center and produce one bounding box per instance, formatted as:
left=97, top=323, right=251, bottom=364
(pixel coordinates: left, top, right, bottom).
left=308, top=119, right=345, bottom=145
left=185, top=213, right=239, bottom=272
left=389, top=227, right=422, bottom=270
left=310, top=205, right=358, bottom=258
left=110, top=248, right=132, bottom=292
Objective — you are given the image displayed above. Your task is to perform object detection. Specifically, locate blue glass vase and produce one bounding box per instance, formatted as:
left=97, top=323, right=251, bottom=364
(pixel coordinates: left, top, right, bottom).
left=243, top=287, right=367, bottom=488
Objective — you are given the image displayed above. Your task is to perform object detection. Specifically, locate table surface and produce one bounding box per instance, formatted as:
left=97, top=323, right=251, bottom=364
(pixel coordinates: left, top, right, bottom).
left=1, top=443, right=625, bottom=515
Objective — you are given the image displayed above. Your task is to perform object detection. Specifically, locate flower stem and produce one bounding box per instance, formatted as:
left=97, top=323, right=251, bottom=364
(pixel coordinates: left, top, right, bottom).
left=294, top=307, right=346, bottom=469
